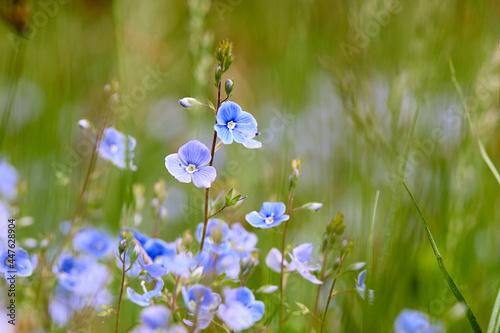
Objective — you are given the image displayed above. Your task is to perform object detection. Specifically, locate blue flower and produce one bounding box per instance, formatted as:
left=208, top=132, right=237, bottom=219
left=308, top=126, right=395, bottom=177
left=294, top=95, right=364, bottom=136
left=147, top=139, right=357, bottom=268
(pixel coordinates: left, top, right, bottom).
left=182, top=284, right=221, bottom=331
left=218, top=287, right=264, bottom=331
left=288, top=243, right=322, bottom=285
left=196, top=219, right=231, bottom=254
left=394, top=309, right=443, bottom=333
left=356, top=270, right=374, bottom=303
left=53, top=255, right=109, bottom=294
left=214, top=101, right=261, bottom=148
left=197, top=250, right=241, bottom=279
left=0, top=160, right=18, bottom=201
left=134, top=305, right=187, bottom=333
left=0, top=248, right=34, bottom=279
left=73, top=228, right=113, bottom=258
left=245, top=202, right=289, bottom=229
left=165, top=140, right=217, bottom=188
left=145, top=250, right=196, bottom=279
left=127, top=279, right=165, bottom=307
left=98, top=127, right=137, bottom=170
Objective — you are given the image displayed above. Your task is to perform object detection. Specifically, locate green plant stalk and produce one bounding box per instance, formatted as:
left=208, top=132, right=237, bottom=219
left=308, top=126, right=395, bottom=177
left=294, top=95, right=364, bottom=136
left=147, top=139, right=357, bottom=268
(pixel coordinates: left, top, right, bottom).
left=115, top=252, right=127, bottom=333
left=364, top=189, right=379, bottom=329
left=403, top=182, right=482, bottom=333
left=487, top=286, right=500, bottom=333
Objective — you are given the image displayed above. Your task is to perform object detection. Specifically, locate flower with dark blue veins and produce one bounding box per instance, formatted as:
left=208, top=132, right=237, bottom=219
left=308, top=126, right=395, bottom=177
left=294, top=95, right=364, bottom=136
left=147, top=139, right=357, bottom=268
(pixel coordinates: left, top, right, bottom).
left=288, top=243, right=322, bottom=284
left=196, top=219, right=230, bottom=254
left=356, top=270, right=374, bottom=303
left=0, top=248, right=34, bottom=279
left=245, top=202, right=289, bottom=229
left=133, top=305, right=187, bottom=333
left=127, top=279, right=165, bottom=307
left=218, top=287, right=265, bottom=331
left=214, top=101, right=261, bottom=148
left=165, top=140, right=217, bottom=188
left=73, top=228, right=113, bottom=258
left=0, top=160, right=18, bottom=201
left=98, top=127, right=137, bottom=170
left=182, top=284, right=221, bottom=331
left=394, top=309, right=443, bottom=333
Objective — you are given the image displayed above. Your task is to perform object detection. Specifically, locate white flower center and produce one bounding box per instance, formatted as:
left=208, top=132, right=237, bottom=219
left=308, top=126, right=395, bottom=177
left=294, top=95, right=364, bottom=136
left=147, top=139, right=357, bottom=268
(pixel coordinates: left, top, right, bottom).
left=265, top=213, right=275, bottom=225
left=227, top=121, right=236, bottom=130
left=110, top=144, right=118, bottom=154
left=186, top=164, right=197, bottom=174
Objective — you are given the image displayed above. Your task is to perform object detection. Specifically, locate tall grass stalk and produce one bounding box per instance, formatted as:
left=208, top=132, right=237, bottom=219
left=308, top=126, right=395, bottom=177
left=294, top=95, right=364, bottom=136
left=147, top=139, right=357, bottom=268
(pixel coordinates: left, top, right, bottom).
left=403, top=182, right=482, bottom=333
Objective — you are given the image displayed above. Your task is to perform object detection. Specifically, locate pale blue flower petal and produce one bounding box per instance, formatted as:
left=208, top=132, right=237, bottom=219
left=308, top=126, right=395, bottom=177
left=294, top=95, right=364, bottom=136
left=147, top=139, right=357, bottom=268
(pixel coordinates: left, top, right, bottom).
left=245, top=211, right=265, bottom=228
left=234, top=111, right=257, bottom=134
left=165, top=154, right=191, bottom=183
left=214, top=124, right=234, bottom=144
left=192, top=166, right=217, bottom=188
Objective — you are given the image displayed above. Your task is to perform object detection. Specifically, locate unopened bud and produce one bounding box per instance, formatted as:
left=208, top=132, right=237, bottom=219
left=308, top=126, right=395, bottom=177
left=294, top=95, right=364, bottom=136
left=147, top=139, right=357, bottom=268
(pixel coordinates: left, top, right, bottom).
left=179, top=97, right=202, bottom=108
left=225, top=79, right=234, bottom=95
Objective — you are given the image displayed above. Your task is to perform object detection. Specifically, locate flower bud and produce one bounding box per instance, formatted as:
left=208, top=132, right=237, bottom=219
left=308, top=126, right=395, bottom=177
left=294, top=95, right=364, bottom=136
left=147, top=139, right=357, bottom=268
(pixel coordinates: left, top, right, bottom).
left=225, top=79, right=234, bottom=95
left=179, top=97, right=202, bottom=108
left=215, top=66, right=222, bottom=85
left=182, top=230, right=193, bottom=249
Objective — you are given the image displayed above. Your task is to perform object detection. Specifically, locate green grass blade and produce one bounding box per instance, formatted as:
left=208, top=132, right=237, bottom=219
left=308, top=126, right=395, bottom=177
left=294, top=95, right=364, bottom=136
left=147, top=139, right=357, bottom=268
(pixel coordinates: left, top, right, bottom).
left=487, top=286, right=500, bottom=333
left=449, top=59, right=500, bottom=187
left=403, top=182, right=482, bottom=333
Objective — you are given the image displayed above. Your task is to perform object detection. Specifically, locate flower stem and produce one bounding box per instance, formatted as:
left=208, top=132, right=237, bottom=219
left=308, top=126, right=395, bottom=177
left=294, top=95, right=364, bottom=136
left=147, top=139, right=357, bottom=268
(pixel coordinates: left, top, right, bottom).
left=312, top=247, right=328, bottom=328
left=116, top=252, right=127, bottom=333
left=320, top=251, right=346, bottom=333
left=279, top=188, right=295, bottom=332
left=171, top=275, right=180, bottom=314
left=200, top=80, right=222, bottom=251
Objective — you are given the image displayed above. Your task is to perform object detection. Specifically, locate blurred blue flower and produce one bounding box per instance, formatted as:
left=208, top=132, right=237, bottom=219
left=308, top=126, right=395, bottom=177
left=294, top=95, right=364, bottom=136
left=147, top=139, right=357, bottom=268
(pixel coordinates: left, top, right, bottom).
left=356, top=270, right=374, bottom=303
left=145, top=251, right=196, bottom=279
left=218, top=287, right=264, bottom=331
left=196, top=219, right=230, bottom=254
left=53, top=255, right=109, bottom=294
left=182, top=284, right=221, bottom=332
left=134, top=305, right=187, bottom=333
left=214, top=101, right=261, bottom=148
left=197, top=249, right=241, bottom=280
left=245, top=202, right=289, bottom=229
left=0, top=160, right=18, bottom=201
left=0, top=248, right=34, bottom=279
left=143, top=238, right=176, bottom=261
left=98, top=127, right=137, bottom=170
left=228, top=222, right=257, bottom=254
left=265, top=248, right=292, bottom=273
left=49, top=285, right=111, bottom=327
left=165, top=140, right=216, bottom=188
left=394, top=309, right=443, bottom=333
left=127, top=279, right=165, bottom=307
left=73, top=228, right=113, bottom=258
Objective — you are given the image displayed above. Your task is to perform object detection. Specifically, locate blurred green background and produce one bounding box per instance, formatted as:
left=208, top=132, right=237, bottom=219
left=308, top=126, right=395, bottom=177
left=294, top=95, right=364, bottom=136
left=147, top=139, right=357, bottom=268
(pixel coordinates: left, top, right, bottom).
left=1, top=0, right=500, bottom=331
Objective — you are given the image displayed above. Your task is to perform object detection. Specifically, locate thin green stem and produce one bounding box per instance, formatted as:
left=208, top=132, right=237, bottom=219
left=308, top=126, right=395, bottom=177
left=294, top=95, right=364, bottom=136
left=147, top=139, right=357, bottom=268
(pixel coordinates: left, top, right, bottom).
left=403, top=182, right=482, bottom=333
left=279, top=188, right=295, bottom=332
left=200, top=81, right=221, bottom=251
left=365, top=190, right=379, bottom=300
left=320, top=252, right=346, bottom=333
left=116, top=252, right=126, bottom=333
left=487, top=286, right=500, bottom=333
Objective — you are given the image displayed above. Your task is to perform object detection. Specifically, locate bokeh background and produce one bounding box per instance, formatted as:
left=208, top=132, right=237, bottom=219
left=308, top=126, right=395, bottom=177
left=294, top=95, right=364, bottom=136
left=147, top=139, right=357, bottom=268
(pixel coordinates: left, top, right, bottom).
left=1, top=0, right=500, bottom=331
